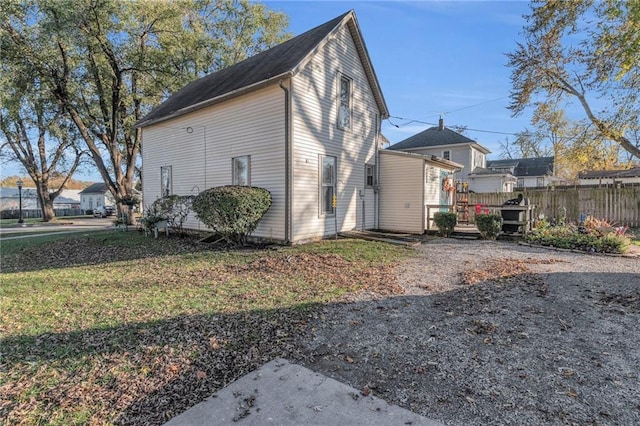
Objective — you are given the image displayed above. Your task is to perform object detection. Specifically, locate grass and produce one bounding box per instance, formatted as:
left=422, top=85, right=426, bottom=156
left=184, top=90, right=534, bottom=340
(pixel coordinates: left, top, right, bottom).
left=0, top=215, right=91, bottom=228
left=0, top=231, right=412, bottom=424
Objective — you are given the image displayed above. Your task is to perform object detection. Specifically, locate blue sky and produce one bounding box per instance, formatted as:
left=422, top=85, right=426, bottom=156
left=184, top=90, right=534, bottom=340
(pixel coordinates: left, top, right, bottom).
left=2, top=0, right=534, bottom=182
left=266, top=0, right=533, bottom=156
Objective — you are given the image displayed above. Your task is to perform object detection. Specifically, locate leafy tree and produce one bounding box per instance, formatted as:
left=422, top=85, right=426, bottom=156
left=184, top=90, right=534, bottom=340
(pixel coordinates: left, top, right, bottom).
left=501, top=103, right=626, bottom=180
left=508, top=0, right=640, bottom=160
left=2, top=0, right=289, bottom=223
left=0, top=54, right=83, bottom=221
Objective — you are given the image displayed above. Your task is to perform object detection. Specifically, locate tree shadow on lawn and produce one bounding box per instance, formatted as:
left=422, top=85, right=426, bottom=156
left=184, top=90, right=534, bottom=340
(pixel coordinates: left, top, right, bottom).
left=0, top=231, right=239, bottom=273
left=1, top=305, right=314, bottom=425
left=2, top=271, right=640, bottom=425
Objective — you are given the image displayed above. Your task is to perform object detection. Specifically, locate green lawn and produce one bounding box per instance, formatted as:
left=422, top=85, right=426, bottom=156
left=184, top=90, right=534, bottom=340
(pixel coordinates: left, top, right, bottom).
left=0, top=215, right=90, bottom=228
left=0, top=231, right=411, bottom=425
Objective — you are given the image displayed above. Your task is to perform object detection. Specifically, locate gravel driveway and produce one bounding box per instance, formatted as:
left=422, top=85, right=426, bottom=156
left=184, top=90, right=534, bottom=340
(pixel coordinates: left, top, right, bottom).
left=296, top=238, right=640, bottom=425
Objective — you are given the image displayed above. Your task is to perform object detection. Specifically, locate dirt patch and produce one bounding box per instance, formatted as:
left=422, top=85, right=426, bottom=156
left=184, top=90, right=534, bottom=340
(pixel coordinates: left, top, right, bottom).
left=296, top=239, right=640, bottom=425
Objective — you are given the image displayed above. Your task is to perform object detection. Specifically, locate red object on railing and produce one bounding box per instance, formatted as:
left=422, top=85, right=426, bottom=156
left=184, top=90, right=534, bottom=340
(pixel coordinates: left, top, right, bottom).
left=475, top=204, right=490, bottom=214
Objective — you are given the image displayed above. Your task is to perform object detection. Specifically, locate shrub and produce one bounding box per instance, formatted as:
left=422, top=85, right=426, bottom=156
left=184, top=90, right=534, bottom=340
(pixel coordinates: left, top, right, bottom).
left=192, top=185, right=272, bottom=245
left=151, top=195, right=194, bottom=236
left=525, top=224, right=631, bottom=254
left=475, top=213, right=502, bottom=240
left=433, top=212, right=457, bottom=237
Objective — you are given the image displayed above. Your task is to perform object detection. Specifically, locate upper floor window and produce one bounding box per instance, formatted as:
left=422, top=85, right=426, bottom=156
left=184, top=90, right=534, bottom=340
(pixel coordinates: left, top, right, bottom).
left=443, top=150, right=451, bottom=161
left=536, top=177, right=544, bottom=187
left=161, top=166, right=172, bottom=197
left=337, top=75, right=351, bottom=130
left=232, top=156, right=250, bottom=185
left=473, top=151, right=485, bottom=169
left=365, top=164, right=375, bottom=188
left=517, top=178, right=524, bottom=188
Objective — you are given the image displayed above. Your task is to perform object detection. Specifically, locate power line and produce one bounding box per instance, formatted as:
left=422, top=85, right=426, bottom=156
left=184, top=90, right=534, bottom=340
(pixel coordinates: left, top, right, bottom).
left=386, top=115, right=530, bottom=137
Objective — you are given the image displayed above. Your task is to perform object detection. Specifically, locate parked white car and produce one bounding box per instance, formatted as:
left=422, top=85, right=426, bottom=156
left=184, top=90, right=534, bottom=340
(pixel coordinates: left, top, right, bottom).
left=93, top=206, right=115, bottom=218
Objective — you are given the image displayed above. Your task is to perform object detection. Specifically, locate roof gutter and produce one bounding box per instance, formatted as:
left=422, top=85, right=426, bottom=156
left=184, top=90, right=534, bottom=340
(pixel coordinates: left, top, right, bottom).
left=279, top=79, right=292, bottom=244
left=135, top=72, right=295, bottom=129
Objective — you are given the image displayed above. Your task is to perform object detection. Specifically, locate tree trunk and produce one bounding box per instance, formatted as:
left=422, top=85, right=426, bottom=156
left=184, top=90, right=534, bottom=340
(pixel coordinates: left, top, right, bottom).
left=41, top=199, right=56, bottom=222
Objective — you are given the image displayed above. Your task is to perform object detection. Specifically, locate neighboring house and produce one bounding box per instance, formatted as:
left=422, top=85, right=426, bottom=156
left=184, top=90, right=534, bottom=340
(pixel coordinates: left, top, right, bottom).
left=79, top=183, right=115, bottom=212
left=466, top=167, right=517, bottom=193
left=0, top=187, right=39, bottom=211
left=386, top=118, right=497, bottom=192
left=55, top=189, right=82, bottom=209
left=137, top=11, right=391, bottom=243
left=0, top=187, right=80, bottom=211
left=486, top=157, right=556, bottom=188
left=578, top=167, right=640, bottom=186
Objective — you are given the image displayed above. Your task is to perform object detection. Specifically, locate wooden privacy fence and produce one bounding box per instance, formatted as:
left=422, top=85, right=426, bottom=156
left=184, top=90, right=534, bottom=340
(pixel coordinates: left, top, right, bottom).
left=468, top=187, right=640, bottom=227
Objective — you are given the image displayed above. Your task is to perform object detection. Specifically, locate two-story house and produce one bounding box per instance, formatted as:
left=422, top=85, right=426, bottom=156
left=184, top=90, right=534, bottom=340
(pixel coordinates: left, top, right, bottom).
left=136, top=11, right=460, bottom=241
left=386, top=118, right=514, bottom=192
left=486, top=157, right=555, bottom=188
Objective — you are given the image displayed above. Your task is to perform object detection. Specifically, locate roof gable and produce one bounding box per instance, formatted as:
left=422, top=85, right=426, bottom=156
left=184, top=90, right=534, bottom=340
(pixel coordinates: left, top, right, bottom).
left=136, top=10, right=387, bottom=128
left=387, top=123, right=489, bottom=154
left=79, top=183, right=108, bottom=194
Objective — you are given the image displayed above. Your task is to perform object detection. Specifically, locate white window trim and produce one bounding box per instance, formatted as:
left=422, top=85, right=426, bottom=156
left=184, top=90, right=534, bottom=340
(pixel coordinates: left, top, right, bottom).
left=319, top=155, right=337, bottom=217
left=337, top=73, right=352, bottom=131
left=161, top=165, right=172, bottom=197
left=365, top=164, right=375, bottom=188
left=232, top=155, right=251, bottom=186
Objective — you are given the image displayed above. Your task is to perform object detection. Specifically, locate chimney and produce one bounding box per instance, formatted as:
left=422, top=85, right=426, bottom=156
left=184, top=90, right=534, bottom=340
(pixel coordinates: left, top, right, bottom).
left=438, top=116, right=444, bottom=131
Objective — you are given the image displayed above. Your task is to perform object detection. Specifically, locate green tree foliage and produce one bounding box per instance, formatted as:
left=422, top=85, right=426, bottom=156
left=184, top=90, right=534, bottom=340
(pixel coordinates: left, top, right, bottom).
left=0, top=64, right=83, bottom=221
left=500, top=104, right=626, bottom=180
left=192, top=186, right=272, bottom=245
left=1, top=0, right=289, bottom=222
left=508, top=0, right=640, bottom=160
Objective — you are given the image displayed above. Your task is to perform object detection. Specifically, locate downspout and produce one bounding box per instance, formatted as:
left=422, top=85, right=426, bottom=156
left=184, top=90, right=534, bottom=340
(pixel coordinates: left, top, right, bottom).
left=279, top=79, right=291, bottom=244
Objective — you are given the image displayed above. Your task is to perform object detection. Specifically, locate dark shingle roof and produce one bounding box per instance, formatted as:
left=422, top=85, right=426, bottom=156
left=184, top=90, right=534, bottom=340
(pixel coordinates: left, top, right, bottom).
left=388, top=126, right=477, bottom=150
left=487, top=157, right=554, bottom=177
left=79, top=183, right=108, bottom=194
left=136, top=11, right=388, bottom=128
left=469, top=166, right=509, bottom=176
left=579, top=167, right=640, bottom=179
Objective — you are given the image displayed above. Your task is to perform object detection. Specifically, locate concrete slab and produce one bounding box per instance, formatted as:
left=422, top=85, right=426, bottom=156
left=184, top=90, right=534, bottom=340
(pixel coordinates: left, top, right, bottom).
left=164, top=358, right=443, bottom=426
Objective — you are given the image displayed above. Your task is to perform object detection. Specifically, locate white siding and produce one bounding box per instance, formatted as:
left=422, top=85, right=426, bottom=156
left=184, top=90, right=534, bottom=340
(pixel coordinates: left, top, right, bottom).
left=142, top=85, right=286, bottom=240
left=408, top=145, right=483, bottom=182
left=290, top=24, right=380, bottom=241
left=378, top=152, right=424, bottom=234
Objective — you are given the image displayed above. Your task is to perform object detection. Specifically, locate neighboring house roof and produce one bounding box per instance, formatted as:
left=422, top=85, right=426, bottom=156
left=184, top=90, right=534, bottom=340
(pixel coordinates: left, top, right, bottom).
left=487, top=156, right=554, bottom=177
left=136, top=10, right=388, bottom=128
left=469, top=167, right=510, bottom=176
left=578, top=167, right=640, bottom=179
left=0, top=187, right=38, bottom=198
left=79, top=183, right=108, bottom=194
left=387, top=119, right=490, bottom=154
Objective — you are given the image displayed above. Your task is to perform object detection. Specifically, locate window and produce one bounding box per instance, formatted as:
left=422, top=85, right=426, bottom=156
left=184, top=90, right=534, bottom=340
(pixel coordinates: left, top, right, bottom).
left=337, top=75, right=351, bottom=130
left=320, top=156, right=337, bottom=216
left=232, top=156, right=250, bottom=185
left=443, top=150, right=451, bottom=161
left=365, top=164, right=375, bottom=188
left=161, top=166, right=172, bottom=197
left=517, top=178, right=524, bottom=188
left=536, top=177, right=544, bottom=187
left=473, top=151, right=485, bottom=169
